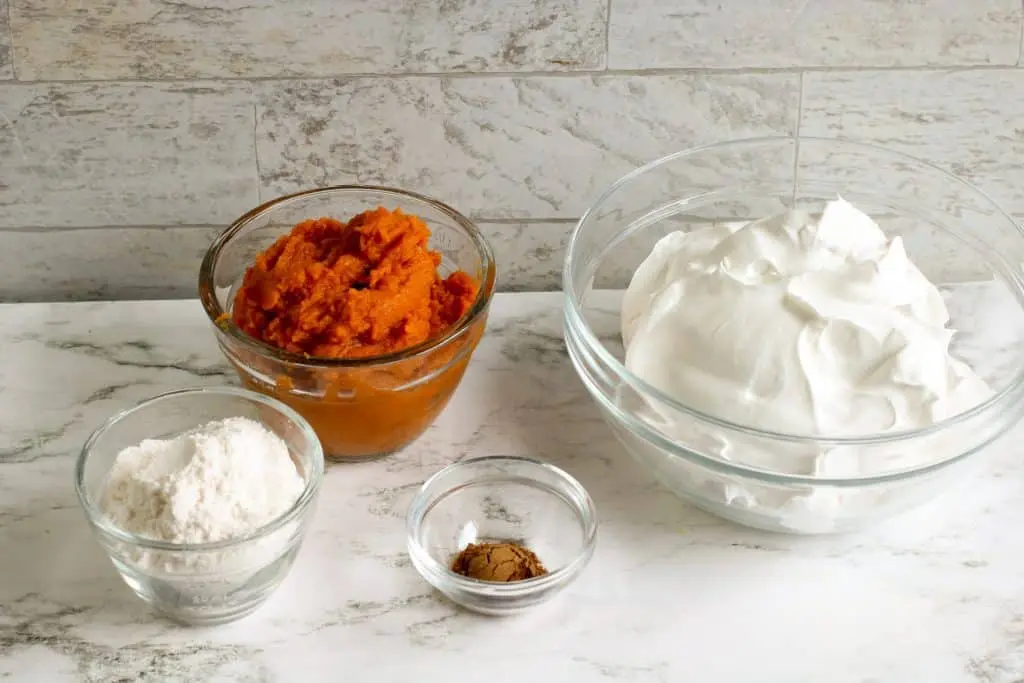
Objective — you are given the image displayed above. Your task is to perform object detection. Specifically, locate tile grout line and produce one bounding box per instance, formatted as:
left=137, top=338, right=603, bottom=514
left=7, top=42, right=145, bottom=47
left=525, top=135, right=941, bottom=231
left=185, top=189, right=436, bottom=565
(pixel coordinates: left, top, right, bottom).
left=473, top=217, right=581, bottom=225
left=1018, top=0, right=1023, bottom=66
left=0, top=225, right=225, bottom=233
left=0, top=286, right=567, bottom=304
left=251, top=97, right=262, bottom=204
left=603, top=0, right=612, bottom=70
left=795, top=71, right=805, bottom=139
left=0, top=218, right=588, bottom=233
left=3, top=63, right=1024, bottom=87
left=5, top=0, right=15, bottom=79
left=791, top=71, right=805, bottom=206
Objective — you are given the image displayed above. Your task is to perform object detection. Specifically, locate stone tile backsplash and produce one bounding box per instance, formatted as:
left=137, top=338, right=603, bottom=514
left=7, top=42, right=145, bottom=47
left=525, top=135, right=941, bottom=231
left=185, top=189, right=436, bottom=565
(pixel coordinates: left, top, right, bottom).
left=609, top=0, right=1022, bottom=68
left=254, top=74, right=799, bottom=217
left=0, top=0, right=1022, bottom=301
left=0, top=82, right=258, bottom=228
left=801, top=69, right=1024, bottom=215
left=0, top=0, right=11, bottom=80
left=10, top=0, right=609, bottom=79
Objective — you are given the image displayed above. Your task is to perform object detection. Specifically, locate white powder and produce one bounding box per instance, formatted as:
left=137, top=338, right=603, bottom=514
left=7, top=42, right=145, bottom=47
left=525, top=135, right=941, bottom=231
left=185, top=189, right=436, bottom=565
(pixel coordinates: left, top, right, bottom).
left=100, top=416, right=306, bottom=545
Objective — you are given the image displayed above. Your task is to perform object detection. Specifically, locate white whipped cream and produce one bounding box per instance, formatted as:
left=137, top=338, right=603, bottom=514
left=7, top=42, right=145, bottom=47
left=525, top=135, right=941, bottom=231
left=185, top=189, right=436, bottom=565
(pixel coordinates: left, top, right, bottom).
left=620, top=198, right=993, bottom=530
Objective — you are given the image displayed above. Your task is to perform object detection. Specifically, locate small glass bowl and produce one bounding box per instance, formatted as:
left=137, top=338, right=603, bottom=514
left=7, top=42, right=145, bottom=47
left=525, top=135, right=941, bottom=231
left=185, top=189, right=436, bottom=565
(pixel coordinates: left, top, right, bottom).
left=74, top=387, right=324, bottom=626
left=198, top=185, right=497, bottom=461
left=406, top=455, right=598, bottom=616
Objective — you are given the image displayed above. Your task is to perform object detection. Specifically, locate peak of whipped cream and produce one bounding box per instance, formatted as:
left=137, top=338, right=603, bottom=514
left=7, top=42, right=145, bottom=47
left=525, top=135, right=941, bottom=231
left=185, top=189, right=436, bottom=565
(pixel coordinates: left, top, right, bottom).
left=621, top=198, right=992, bottom=444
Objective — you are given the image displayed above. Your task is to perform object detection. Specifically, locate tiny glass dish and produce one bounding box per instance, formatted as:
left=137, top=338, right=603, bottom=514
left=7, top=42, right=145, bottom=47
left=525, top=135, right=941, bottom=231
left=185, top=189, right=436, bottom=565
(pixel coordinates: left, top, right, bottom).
left=74, top=387, right=324, bottom=626
left=406, top=455, right=598, bottom=616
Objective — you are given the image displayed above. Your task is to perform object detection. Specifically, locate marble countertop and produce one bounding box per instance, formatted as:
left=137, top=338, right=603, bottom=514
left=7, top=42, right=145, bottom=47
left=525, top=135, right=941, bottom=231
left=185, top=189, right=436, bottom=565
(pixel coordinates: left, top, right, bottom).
left=2, top=291, right=1024, bottom=682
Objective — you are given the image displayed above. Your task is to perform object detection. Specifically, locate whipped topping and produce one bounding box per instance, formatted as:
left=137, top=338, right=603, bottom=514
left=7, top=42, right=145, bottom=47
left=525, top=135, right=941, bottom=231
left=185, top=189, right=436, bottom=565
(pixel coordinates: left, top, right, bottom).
left=621, top=198, right=992, bottom=504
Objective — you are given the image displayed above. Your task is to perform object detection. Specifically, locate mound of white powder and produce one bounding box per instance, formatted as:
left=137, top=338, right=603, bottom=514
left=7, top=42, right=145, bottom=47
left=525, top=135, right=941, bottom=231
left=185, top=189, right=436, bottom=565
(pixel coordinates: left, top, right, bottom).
left=100, top=416, right=306, bottom=545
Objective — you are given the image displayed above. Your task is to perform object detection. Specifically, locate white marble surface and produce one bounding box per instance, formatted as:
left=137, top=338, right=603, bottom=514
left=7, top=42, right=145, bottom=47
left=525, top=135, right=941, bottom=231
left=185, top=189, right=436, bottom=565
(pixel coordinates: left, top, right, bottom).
left=2, top=290, right=1024, bottom=682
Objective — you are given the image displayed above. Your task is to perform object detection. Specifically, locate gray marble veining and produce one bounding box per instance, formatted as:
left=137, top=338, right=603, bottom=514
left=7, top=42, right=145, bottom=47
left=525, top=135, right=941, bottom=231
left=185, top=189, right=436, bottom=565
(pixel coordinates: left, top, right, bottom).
left=801, top=69, right=1024, bottom=217
left=0, top=226, right=220, bottom=302
left=608, top=0, right=1022, bottom=69
left=484, top=220, right=573, bottom=291
left=0, top=220, right=574, bottom=302
left=0, top=0, right=12, bottom=80
left=0, top=82, right=258, bottom=228
left=2, top=290, right=1024, bottom=681
left=1019, top=20, right=1024, bottom=65
left=10, top=0, right=607, bottom=80
left=1, top=0, right=1024, bottom=302
left=254, top=74, right=800, bottom=219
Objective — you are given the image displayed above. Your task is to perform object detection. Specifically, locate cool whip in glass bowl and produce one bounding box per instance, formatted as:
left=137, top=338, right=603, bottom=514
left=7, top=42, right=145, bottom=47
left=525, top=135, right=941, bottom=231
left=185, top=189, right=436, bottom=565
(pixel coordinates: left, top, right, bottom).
left=563, top=136, right=1024, bottom=534
left=199, top=186, right=496, bottom=461
left=75, top=387, right=324, bottom=625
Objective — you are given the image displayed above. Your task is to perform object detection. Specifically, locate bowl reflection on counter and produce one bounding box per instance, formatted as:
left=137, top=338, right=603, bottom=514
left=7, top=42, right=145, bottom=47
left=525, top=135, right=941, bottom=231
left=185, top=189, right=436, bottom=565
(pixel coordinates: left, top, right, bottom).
left=199, top=186, right=496, bottom=461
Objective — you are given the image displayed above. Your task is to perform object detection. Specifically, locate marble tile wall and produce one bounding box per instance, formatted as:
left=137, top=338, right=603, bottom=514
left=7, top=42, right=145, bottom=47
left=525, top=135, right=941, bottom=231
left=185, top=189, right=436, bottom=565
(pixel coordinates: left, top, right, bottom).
left=0, top=0, right=1022, bottom=301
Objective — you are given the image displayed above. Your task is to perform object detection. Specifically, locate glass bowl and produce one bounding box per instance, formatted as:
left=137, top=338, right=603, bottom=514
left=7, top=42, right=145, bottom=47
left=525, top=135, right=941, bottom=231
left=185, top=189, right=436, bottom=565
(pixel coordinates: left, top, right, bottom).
left=199, top=185, right=497, bottom=461
left=563, top=136, right=1024, bottom=534
left=74, top=387, right=324, bottom=625
left=406, top=456, right=598, bottom=616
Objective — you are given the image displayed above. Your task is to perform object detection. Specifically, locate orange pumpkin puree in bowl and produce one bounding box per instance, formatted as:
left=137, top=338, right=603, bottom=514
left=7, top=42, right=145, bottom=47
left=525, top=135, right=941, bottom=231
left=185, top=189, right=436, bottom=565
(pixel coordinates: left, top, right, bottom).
left=226, top=207, right=485, bottom=460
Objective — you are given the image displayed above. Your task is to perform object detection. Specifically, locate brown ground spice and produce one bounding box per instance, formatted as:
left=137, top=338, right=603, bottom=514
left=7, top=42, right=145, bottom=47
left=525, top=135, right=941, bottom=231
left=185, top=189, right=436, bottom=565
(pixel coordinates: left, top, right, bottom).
left=450, top=542, right=548, bottom=582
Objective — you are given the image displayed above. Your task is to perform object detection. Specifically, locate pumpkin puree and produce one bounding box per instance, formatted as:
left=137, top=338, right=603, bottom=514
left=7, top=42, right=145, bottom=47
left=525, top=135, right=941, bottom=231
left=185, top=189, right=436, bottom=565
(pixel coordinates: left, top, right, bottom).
left=227, top=207, right=485, bottom=459
left=232, top=207, right=478, bottom=359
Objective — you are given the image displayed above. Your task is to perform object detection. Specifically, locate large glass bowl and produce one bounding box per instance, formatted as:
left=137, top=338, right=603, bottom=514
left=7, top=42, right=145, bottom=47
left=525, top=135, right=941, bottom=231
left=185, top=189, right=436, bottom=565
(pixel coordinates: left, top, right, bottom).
left=563, top=136, right=1024, bottom=534
left=199, top=186, right=497, bottom=461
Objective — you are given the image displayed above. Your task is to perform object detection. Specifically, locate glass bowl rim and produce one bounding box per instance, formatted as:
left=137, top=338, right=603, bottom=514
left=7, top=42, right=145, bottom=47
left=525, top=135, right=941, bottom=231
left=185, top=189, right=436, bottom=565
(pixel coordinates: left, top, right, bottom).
left=563, top=134, right=1024, bottom=447
left=198, top=184, right=498, bottom=369
left=406, top=455, right=599, bottom=596
left=74, top=386, right=325, bottom=552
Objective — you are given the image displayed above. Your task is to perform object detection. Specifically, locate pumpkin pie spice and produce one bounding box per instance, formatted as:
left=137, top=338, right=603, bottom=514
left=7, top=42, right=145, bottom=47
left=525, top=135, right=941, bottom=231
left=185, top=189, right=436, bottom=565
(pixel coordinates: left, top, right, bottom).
left=451, top=542, right=548, bottom=582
